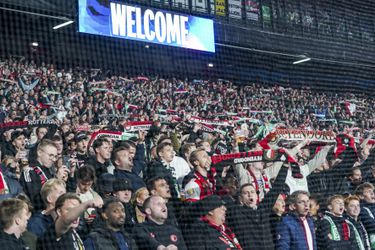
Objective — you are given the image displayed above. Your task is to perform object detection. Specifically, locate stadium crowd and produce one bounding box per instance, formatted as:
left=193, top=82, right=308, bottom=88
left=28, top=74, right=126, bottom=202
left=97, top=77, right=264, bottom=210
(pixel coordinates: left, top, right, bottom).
left=0, top=57, right=375, bottom=250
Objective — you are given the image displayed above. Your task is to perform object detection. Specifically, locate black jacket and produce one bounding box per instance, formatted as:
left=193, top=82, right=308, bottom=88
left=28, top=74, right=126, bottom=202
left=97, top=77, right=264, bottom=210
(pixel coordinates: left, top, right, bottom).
left=185, top=219, right=241, bottom=250
left=132, top=219, right=187, bottom=250
left=0, top=231, right=29, bottom=250
left=317, top=212, right=358, bottom=250
left=19, top=163, right=54, bottom=210
left=84, top=227, right=138, bottom=250
left=227, top=164, right=288, bottom=250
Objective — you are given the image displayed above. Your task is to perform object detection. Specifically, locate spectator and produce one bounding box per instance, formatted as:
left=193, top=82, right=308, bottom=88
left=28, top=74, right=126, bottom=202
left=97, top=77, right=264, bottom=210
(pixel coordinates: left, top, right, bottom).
left=73, top=132, right=90, bottom=166
left=147, top=142, right=180, bottom=199
left=20, top=139, right=58, bottom=210
left=132, top=195, right=187, bottom=250
left=344, top=195, right=371, bottom=250
left=228, top=161, right=288, bottom=250
left=344, top=167, right=364, bottom=194
left=317, top=194, right=357, bottom=250
left=131, top=187, right=149, bottom=224
left=84, top=197, right=138, bottom=249
left=0, top=198, right=31, bottom=249
left=355, top=182, right=375, bottom=248
left=28, top=178, right=66, bottom=237
left=2, top=130, right=27, bottom=158
left=37, top=193, right=103, bottom=249
left=0, top=158, right=24, bottom=201
left=183, top=149, right=216, bottom=202
left=75, top=166, right=101, bottom=225
left=112, top=178, right=137, bottom=232
left=87, top=138, right=112, bottom=178
left=112, top=142, right=146, bottom=192
left=185, top=195, right=242, bottom=249
left=147, top=176, right=178, bottom=226
left=276, top=190, right=316, bottom=250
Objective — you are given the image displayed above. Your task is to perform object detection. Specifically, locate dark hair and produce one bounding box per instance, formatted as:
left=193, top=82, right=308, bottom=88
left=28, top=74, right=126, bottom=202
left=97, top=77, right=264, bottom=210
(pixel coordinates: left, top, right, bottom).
left=102, top=197, right=123, bottom=213
left=111, top=142, right=136, bottom=166
left=92, top=138, right=110, bottom=150
left=54, top=193, right=81, bottom=212
left=146, top=176, right=166, bottom=192
left=156, top=142, right=173, bottom=158
left=76, top=165, right=96, bottom=183
left=350, top=166, right=361, bottom=176
left=51, top=134, right=63, bottom=142
left=157, top=135, right=171, bottom=145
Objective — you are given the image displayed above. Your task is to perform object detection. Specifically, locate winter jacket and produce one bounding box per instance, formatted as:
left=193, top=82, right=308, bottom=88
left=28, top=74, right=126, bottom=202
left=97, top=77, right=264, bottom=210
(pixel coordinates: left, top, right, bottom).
left=84, top=227, right=138, bottom=250
left=317, top=212, right=358, bottom=250
left=276, top=213, right=317, bottom=250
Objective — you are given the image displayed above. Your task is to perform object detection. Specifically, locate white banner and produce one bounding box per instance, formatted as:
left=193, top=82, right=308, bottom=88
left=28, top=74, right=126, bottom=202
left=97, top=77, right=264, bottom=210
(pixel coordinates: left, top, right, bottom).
left=228, top=0, right=242, bottom=19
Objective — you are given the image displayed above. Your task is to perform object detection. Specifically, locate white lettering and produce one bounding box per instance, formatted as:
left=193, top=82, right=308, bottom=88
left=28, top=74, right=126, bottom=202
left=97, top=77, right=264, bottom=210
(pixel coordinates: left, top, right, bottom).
left=135, top=7, right=146, bottom=39
left=110, top=3, right=126, bottom=36
left=155, top=11, right=166, bottom=42
left=144, top=9, right=155, bottom=40
left=166, top=13, right=181, bottom=44
left=126, top=6, right=136, bottom=38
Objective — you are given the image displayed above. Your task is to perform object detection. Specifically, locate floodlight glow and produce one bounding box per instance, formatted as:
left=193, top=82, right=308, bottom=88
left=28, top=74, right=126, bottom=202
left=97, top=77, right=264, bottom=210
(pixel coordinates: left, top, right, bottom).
left=293, top=57, right=311, bottom=64
left=53, top=20, right=74, bottom=30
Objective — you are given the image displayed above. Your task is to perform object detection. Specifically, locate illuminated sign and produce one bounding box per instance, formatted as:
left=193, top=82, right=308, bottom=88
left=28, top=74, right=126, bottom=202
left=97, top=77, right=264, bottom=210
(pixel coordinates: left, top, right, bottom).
left=78, top=0, right=215, bottom=52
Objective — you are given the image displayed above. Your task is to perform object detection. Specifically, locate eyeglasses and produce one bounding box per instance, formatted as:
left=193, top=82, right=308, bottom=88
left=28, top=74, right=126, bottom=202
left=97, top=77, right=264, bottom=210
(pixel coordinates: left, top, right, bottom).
left=40, top=149, right=58, bottom=160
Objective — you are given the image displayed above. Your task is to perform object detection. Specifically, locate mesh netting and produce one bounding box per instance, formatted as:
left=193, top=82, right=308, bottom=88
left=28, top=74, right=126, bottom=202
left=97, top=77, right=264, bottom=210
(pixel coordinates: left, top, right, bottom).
left=0, top=0, right=374, bottom=249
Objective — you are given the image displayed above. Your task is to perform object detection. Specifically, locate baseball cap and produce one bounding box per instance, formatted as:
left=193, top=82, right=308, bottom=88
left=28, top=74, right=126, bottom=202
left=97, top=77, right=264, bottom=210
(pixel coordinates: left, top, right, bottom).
left=74, top=132, right=88, bottom=142
left=199, top=195, right=226, bottom=215
left=113, top=178, right=133, bottom=192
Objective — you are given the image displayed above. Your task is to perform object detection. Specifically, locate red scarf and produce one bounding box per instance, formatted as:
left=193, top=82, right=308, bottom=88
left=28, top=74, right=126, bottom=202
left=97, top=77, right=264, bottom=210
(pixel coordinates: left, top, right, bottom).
left=248, top=169, right=270, bottom=204
left=201, top=216, right=242, bottom=249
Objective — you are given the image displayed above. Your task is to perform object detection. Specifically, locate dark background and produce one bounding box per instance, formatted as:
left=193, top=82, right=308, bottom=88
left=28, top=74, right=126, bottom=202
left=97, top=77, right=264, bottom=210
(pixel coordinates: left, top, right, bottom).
left=0, top=0, right=374, bottom=91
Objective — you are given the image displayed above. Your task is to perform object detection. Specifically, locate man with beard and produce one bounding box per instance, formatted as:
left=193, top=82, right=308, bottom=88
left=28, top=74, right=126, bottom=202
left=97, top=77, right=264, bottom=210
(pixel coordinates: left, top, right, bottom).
left=112, top=142, right=146, bottom=192
left=183, top=149, right=216, bottom=202
left=20, top=139, right=58, bottom=210
left=227, top=161, right=288, bottom=250
left=133, top=195, right=186, bottom=250
left=344, top=167, right=363, bottom=194
left=87, top=138, right=112, bottom=179
left=84, top=197, right=138, bottom=250
left=38, top=193, right=103, bottom=249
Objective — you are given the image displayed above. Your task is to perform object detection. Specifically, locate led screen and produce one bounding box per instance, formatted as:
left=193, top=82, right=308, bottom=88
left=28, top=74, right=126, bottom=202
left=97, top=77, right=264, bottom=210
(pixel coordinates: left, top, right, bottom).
left=78, top=0, right=215, bottom=52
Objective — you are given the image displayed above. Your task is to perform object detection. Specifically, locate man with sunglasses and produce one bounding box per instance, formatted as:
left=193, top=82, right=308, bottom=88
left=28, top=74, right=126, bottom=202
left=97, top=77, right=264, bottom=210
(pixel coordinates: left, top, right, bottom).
left=20, top=139, right=58, bottom=210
